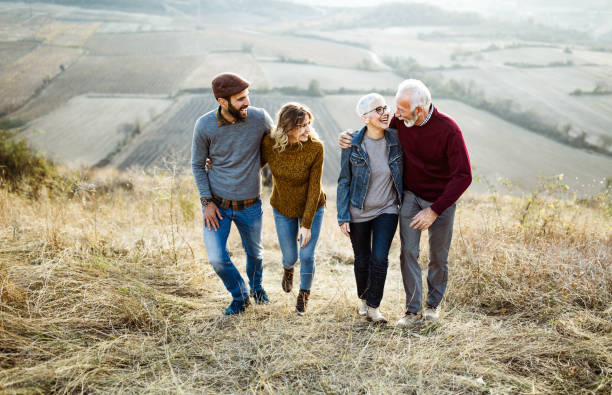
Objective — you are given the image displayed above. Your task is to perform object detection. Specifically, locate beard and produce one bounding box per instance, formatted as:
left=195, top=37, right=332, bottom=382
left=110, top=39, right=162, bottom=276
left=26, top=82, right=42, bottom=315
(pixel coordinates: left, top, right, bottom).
left=228, top=101, right=248, bottom=120
left=401, top=108, right=419, bottom=127
left=403, top=118, right=416, bottom=127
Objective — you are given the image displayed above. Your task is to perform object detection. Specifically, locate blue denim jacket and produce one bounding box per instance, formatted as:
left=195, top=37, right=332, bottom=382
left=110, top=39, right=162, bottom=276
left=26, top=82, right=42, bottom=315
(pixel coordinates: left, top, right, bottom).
left=337, top=127, right=403, bottom=225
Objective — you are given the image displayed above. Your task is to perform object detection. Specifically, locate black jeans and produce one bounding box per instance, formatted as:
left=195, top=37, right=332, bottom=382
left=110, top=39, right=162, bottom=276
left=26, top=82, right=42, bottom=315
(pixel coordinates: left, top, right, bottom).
left=349, top=213, right=399, bottom=308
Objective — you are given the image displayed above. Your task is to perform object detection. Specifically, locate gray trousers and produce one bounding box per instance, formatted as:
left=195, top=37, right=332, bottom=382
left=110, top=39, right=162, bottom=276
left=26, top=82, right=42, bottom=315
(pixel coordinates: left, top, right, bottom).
left=399, top=191, right=456, bottom=313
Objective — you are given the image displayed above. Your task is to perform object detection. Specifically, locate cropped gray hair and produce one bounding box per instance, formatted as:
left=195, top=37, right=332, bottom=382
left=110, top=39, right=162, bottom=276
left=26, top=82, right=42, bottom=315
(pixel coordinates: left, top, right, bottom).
left=355, top=92, right=384, bottom=117
left=395, top=79, right=432, bottom=111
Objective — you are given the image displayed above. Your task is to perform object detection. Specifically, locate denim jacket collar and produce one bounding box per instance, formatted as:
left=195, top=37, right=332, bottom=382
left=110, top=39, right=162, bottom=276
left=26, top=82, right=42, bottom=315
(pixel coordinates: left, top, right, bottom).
left=351, top=126, right=399, bottom=148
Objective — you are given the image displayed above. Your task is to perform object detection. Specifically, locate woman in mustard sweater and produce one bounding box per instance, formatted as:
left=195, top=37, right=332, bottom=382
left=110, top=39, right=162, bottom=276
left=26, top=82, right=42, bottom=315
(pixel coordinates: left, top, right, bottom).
left=261, top=102, right=326, bottom=315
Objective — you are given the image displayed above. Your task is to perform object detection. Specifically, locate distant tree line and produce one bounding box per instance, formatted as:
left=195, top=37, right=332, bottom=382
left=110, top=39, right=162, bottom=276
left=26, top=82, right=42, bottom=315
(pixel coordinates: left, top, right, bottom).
left=416, top=21, right=591, bottom=46
left=504, top=60, right=574, bottom=68
left=289, top=33, right=371, bottom=51
left=451, top=43, right=564, bottom=61
left=570, top=81, right=612, bottom=96
left=330, top=3, right=482, bottom=29
left=11, top=0, right=322, bottom=18
left=20, top=0, right=166, bottom=14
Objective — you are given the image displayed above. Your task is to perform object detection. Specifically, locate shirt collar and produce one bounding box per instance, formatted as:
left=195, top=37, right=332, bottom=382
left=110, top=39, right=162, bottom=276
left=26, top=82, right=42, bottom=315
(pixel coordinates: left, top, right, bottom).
left=216, top=106, right=247, bottom=127
left=418, top=104, right=434, bottom=127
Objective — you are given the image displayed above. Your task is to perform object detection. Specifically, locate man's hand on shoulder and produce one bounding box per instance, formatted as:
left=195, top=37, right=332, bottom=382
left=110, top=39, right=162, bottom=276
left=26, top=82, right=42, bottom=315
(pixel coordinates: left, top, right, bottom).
left=410, top=207, right=438, bottom=231
left=338, top=129, right=354, bottom=149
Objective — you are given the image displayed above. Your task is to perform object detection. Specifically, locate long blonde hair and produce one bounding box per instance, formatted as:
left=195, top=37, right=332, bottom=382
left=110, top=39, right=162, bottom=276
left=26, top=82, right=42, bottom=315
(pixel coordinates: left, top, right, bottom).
left=271, top=102, right=319, bottom=152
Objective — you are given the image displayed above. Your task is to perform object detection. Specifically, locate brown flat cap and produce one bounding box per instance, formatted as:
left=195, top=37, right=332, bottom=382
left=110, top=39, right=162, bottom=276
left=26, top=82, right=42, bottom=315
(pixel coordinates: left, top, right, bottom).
left=211, top=72, right=250, bottom=99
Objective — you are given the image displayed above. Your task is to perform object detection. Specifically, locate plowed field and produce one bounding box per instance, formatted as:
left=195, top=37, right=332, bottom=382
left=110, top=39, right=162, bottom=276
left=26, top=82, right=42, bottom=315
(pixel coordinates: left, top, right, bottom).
left=22, top=94, right=172, bottom=166
left=112, top=94, right=343, bottom=185
left=0, top=45, right=83, bottom=113
left=440, top=64, right=612, bottom=147
left=12, top=54, right=204, bottom=121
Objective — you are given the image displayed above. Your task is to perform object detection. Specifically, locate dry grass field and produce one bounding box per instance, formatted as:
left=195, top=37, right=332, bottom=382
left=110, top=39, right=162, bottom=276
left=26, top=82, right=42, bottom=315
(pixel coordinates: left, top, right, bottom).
left=481, top=46, right=574, bottom=65
left=207, top=29, right=374, bottom=69
left=0, top=170, right=610, bottom=393
left=11, top=54, right=204, bottom=121
left=0, top=41, right=37, bottom=69
left=21, top=94, right=172, bottom=167
left=84, top=28, right=372, bottom=69
left=0, top=5, right=48, bottom=41
left=85, top=31, right=211, bottom=57
left=35, top=21, right=101, bottom=47
left=0, top=45, right=83, bottom=113
left=259, top=62, right=402, bottom=91
left=572, top=49, right=612, bottom=66
left=180, top=53, right=268, bottom=91
left=307, top=27, right=475, bottom=68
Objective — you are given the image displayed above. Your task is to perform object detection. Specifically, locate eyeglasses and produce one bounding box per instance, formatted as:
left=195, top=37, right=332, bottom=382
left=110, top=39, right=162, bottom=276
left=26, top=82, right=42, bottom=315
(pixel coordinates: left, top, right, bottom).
left=363, top=105, right=388, bottom=116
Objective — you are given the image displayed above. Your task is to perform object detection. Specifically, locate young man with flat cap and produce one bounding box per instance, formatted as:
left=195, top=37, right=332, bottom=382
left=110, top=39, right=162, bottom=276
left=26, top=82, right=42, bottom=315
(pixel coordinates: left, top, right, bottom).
left=191, top=72, right=274, bottom=315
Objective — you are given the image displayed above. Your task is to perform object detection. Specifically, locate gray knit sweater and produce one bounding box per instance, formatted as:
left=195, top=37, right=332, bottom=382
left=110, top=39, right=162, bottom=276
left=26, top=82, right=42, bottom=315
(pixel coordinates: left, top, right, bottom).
left=191, top=106, right=274, bottom=201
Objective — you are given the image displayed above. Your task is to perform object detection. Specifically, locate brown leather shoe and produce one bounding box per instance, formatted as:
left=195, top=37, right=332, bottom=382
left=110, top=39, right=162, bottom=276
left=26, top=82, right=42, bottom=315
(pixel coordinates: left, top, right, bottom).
left=295, top=289, right=310, bottom=315
left=282, top=267, right=294, bottom=293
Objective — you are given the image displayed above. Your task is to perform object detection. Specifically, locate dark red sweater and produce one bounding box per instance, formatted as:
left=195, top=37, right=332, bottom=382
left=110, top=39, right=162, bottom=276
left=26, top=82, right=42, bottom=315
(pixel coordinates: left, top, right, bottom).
left=390, top=106, right=472, bottom=215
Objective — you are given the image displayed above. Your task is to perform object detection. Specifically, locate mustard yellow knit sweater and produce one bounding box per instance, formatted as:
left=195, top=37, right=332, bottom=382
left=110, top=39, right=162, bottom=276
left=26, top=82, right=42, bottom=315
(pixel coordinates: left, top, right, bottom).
left=261, top=134, right=326, bottom=229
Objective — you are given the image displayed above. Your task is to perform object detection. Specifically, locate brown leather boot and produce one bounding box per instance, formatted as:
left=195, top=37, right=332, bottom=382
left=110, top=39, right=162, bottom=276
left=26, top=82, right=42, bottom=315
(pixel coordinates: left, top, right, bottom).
left=296, top=289, right=310, bottom=315
left=282, top=267, right=294, bottom=293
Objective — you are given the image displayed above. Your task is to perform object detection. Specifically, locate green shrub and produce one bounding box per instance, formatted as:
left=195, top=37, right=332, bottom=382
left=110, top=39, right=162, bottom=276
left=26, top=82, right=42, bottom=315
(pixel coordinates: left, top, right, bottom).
left=0, top=129, right=57, bottom=197
left=0, top=118, right=26, bottom=129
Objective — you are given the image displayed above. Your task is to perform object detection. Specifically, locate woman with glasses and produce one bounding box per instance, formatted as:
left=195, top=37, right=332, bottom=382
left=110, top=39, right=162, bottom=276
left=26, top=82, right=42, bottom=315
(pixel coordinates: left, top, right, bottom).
left=261, top=102, right=326, bottom=315
left=337, top=93, right=403, bottom=323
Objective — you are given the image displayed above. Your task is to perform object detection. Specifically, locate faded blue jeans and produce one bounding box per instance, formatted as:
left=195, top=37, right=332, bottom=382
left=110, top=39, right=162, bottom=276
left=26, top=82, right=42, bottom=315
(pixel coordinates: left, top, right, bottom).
left=272, top=207, right=324, bottom=291
left=202, top=199, right=264, bottom=302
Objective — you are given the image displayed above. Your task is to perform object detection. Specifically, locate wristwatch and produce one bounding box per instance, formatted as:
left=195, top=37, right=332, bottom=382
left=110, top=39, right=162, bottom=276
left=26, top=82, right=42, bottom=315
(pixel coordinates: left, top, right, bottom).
left=200, top=197, right=212, bottom=207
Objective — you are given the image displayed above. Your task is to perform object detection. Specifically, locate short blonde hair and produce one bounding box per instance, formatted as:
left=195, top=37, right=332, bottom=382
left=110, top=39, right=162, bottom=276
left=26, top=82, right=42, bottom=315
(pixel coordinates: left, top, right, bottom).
left=271, top=102, right=319, bottom=152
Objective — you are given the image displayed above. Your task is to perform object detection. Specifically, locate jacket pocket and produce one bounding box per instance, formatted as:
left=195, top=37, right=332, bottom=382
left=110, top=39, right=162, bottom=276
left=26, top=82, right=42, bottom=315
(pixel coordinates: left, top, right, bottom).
left=350, top=152, right=366, bottom=167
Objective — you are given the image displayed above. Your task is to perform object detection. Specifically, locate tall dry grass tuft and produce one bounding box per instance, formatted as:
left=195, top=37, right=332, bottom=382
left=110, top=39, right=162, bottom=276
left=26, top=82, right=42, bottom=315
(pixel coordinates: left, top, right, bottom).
left=0, top=169, right=610, bottom=393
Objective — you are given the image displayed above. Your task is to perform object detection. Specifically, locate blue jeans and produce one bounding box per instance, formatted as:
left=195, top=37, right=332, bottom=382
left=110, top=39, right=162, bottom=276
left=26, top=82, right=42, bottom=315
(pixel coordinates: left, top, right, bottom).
left=202, top=199, right=264, bottom=302
left=349, top=213, right=399, bottom=308
left=272, top=207, right=324, bottom=291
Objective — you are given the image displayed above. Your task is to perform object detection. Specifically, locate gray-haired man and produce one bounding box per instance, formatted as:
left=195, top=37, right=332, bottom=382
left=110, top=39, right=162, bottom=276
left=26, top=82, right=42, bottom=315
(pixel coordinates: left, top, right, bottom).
left=339, top=79, right=472, bottom=326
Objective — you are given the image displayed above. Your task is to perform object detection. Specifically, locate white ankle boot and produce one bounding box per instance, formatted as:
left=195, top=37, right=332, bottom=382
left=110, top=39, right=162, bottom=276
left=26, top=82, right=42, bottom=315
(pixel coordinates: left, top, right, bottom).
left=366, top=306, right=387, bottom=323
left=358, top=300, right=367, bottom=316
